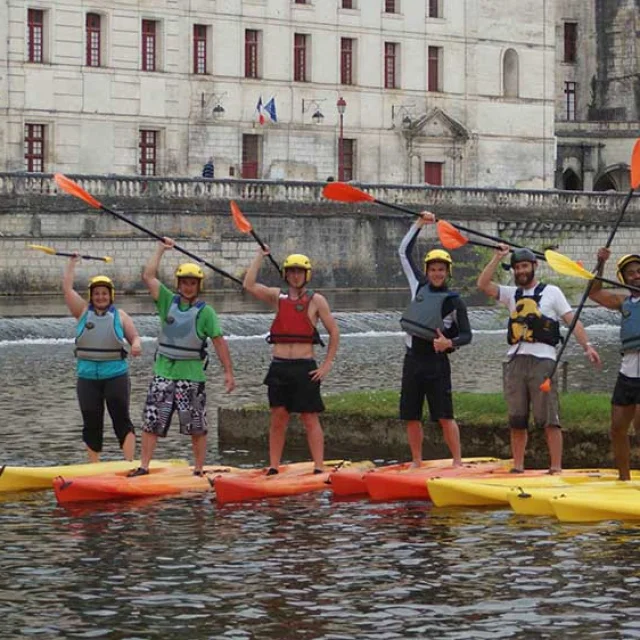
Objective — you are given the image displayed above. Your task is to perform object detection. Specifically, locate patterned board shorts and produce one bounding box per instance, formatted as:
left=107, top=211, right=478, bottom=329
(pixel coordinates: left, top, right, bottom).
left=142, top=376, right=207, bottom=437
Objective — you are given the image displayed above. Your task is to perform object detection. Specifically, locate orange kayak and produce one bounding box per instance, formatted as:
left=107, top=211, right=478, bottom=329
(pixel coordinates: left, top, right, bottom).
left=365, top=459, right=510, bottom=501
left=53, top=465, right=244, bottom=504
left=215, top=460, right=374, bottom=506
left=330, top=457, right=503, bottom=498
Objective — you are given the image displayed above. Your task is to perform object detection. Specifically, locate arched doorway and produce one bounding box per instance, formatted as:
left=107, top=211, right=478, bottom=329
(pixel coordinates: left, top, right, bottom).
left=562, top=168, right=582, bottom=191
left=593, top=164, right=630, bottom=192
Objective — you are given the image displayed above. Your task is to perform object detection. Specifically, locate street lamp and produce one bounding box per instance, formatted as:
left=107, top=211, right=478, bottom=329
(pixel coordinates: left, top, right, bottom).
left=336, top=96, right=347, bottom=181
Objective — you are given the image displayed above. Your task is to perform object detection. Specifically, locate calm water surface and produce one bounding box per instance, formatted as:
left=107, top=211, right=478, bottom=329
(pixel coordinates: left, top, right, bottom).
left=1, top=293, right=638, bottom=639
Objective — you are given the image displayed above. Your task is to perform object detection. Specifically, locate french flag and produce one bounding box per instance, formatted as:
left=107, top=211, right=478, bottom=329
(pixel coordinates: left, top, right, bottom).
left=256, top=96, right=265, bottom=125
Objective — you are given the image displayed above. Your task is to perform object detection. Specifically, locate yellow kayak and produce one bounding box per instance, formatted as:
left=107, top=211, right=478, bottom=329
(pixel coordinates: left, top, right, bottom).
left=552, top=486, right=640, bottom=522
left=427, top=469, right=624, bottom=508
left=0, top=458, right=188, bottom=493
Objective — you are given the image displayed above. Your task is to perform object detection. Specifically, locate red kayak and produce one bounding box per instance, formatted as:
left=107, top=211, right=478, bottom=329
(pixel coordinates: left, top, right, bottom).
left=330, top=457, right=503, bottom=498
left=215, top=460, right=374, bottom=506
left=364, top=459, right=510, bottom=501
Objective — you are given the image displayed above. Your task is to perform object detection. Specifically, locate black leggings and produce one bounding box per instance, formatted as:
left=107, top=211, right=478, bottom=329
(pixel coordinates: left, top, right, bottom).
left=77, top=374, right=135, bottom=453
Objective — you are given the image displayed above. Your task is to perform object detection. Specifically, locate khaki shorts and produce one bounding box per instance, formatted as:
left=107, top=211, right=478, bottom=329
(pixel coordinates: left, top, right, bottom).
left=503, top=355, right=560, bottom=429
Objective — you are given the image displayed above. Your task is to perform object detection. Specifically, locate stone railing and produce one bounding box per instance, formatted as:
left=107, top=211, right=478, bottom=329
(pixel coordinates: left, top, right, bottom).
left=0, top=171, right=639, bottom=217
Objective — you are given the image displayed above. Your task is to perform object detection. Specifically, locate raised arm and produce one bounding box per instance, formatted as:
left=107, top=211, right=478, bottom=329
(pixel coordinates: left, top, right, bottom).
left=310, top=294, right=339, bottom=382
left=398, top=212, right=435, bottom=295
left=63, top=255, right=88, bottom=319
left=589, top=247, right=625, bottom=311
left=477, top=243, right=510, bottom=299
left=243, top=247, right=280, bottom=308
left=143, top=237, right=173, bottom=301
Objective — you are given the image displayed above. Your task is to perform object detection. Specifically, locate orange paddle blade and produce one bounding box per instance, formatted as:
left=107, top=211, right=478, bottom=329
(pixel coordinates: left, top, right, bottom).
left=54, top=174, right=101, bottom=209
left=631, top=138, right=640, bottom=190
left=437, top=220, right=468, bottom=250
left=539, top=378, right=552, bottom=393
left=230, top=201, right=253, bottom=234
left=322, top=182, right=375, bottom=204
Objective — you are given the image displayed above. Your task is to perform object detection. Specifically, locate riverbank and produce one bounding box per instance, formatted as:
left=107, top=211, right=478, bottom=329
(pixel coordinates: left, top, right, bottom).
left=218, top=390, right=638, bottom=468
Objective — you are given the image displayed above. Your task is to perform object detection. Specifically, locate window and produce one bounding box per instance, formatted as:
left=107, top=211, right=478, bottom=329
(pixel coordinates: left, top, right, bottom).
left=343, top=139, right=355, bottom=181
left=385, top=0, right=397, bottom=13
left=564, top=22, right=577, bottom=63
left=141, top=20, right=157, bottom=71
left=565, top=81, right=576, bottom=121
left=242, top=135, right=260, bottom=179
left=294, top=0, right=308, bottom=3
left=86, top=13, right=101, bottom=67
left=245, top=29, right=260, bottom=79
left=139, top=130, right=157, bottom=175
left=25, top=124, right=45, bottom=172
left=193, top=24, right=207, bottom=74
left=384, top=42, right=398, bottom=89
left=342, top=0, right=354, bottom=7
left=503, top=48, right=518, bottom=97
left=294, top=34, right=308, bottom=82
left=424, top=162, right=443, bottom=186
left=27, top=9, right=44, bottom=63
left=428, top=0, right=440, bottom=18
left=341, top=38, right=354, bottom=85
left=428, top=46, right=441, bottom=92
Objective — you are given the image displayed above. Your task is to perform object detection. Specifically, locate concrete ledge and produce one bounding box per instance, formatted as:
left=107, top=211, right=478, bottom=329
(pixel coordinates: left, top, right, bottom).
left=218, top=407, right=634, bottom=468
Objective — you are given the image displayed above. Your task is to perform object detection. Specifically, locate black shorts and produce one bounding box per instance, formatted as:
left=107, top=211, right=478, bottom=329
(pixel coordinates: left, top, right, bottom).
left=612, top=373, right=640, bottom=406
left=77, top=374, right=134, bottom=453
left=263, top=358, right=325, bottom=414
left=399, top=351, right=454, bottom=422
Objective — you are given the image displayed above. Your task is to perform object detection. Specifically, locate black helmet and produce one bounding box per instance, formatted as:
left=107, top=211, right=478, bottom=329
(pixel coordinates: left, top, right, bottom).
left=510, top=248, right=537, bottom=267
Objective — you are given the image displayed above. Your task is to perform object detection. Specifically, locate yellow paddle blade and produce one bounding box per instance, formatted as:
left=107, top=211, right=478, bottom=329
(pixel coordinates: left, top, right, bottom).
left=544, top=250, right=594, bottom=281
left=28, top=244, right=56, bottom=255
left=103, top=256, right=113, bottom=263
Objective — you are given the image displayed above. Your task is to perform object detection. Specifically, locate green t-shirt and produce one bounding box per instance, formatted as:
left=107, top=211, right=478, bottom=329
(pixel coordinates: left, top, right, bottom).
left=153, top=283, right=223, bottom=382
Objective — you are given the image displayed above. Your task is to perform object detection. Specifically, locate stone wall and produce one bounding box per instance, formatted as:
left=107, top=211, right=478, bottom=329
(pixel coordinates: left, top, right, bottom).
left=1, top=174, right=640, bottom=294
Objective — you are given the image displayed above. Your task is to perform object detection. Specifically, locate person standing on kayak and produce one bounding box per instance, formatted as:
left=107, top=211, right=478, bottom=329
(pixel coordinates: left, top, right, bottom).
left=128, top=238, right=235, bottom=477
left=477, top=244, right=601, bottom=473
left=63, top=255, right=141, bottom=462
left=588, top=249, right=640, bottom=480
left=244, top=249, right=339, bottom=475
left=399, top=212, right=471, bottom=468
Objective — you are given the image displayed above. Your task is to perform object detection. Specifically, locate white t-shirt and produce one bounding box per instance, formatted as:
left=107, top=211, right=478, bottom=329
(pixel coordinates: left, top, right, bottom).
left=620, top=297, right=640, bottom=378
left=498, top=283, right=572, bottom=361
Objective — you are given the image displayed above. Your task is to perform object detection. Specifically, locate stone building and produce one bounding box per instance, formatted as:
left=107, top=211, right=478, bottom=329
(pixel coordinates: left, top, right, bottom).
left=555, top=0, right=639, bottom=192
left=0, top=0, right=557, bottom=188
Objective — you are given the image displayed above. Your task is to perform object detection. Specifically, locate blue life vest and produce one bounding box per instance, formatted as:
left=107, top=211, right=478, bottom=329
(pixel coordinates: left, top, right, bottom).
left=400, top=284, right=458, bottom=341
left=620, top=297, right=640, bottom=353
left=157, top=296, right=207, bottom=360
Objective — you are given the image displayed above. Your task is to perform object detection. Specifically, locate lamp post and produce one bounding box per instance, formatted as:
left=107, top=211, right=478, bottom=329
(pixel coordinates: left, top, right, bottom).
left=337, top=96, right=347, bottom=181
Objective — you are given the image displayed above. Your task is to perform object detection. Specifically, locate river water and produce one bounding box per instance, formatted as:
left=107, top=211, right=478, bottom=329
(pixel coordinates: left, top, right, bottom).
left=1, top=292, right=638, bottom=639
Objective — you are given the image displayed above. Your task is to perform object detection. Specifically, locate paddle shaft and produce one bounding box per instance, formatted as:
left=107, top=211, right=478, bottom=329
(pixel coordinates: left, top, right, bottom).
left=55, top=251, right=110, bottom=262
left=98, top=203, right=243, bottom=285
left=249, top=229, right=281, bottom=273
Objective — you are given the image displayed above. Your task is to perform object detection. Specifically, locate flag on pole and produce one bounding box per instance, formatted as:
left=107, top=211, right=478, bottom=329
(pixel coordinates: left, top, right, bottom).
left=256, top=96, right=265, bottom=125
left=264, top=97, right=278, bottom=123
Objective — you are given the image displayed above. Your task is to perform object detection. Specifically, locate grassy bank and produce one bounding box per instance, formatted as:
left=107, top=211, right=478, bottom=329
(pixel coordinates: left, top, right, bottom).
left=320, top=390, right=611, bottom=432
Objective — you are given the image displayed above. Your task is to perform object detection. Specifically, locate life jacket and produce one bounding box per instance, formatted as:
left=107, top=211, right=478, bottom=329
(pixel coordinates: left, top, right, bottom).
left=620, top=297, right=640, bottom=353
left=75, top=305, right=127, bottom=361
left=507, top=283, right=562, bottom=346
left=267, top=288, right=324, bottom=345
left=156, top=296, right=208, bottom=360
left=400, top=284, right=458, bottom=342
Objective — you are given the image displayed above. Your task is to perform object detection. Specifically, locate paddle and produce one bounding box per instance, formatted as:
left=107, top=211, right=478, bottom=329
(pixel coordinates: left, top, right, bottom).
left=54, top=174, right=243, bottom=286
left=545, top=249, right=640, bottom=294
left=540, top=137, right=640, bottom=392
left=323, top=181, right=539, bottom=250
left=229, top=201, right=281, bottom=274
left=29, top=244, right=113, bottom=263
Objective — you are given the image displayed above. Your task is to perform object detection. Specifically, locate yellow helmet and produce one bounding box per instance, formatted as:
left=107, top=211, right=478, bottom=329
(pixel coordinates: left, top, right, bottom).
left=616, top=254, right=640, bottom=284
left=424, top=249, right=453, bottom=275
left=282, top=254, right=312, bottom=282
left=175, top=263, right=205, bottom=290
left=88, top=275, right=115, bottom=302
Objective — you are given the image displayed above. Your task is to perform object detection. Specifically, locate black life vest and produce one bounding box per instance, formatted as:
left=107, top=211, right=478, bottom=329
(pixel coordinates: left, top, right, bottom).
left=507, top=283, right=562, bottom=346
left=400, top=284, right=458, bottom=342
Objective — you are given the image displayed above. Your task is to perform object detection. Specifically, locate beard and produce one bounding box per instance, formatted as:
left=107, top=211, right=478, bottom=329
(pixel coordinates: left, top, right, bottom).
left=514, top=270, right=535, bottom=287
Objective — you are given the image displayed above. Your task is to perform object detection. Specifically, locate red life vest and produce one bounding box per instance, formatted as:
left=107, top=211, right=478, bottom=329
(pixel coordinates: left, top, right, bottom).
left=267, top=289, right=324, bottom=345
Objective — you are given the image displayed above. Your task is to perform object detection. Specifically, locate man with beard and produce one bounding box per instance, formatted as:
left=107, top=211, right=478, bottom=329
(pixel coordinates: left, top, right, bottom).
left=477, top=244, right=600, bottom=473
left=588, top=249, right=640, bottom=480
left=243, top=248, right=339, bottom=475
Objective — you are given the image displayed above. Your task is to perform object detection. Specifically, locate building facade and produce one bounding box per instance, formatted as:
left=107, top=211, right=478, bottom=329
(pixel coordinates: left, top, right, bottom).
left=0, top=0, right=557, bottom=188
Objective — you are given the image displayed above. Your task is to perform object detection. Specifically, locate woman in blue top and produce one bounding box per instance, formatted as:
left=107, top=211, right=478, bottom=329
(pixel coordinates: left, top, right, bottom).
left=63, top=254, right=142, bottom=462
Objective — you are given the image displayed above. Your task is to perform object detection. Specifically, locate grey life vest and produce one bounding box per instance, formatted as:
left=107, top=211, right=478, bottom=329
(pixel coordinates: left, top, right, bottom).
left=400, top=284, right=457, bottom=341
left=157, top=296, right=207, bottom=360
left=621, top=297, right=640, bottom=353
left=75, top=305, right=127, bottom=361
